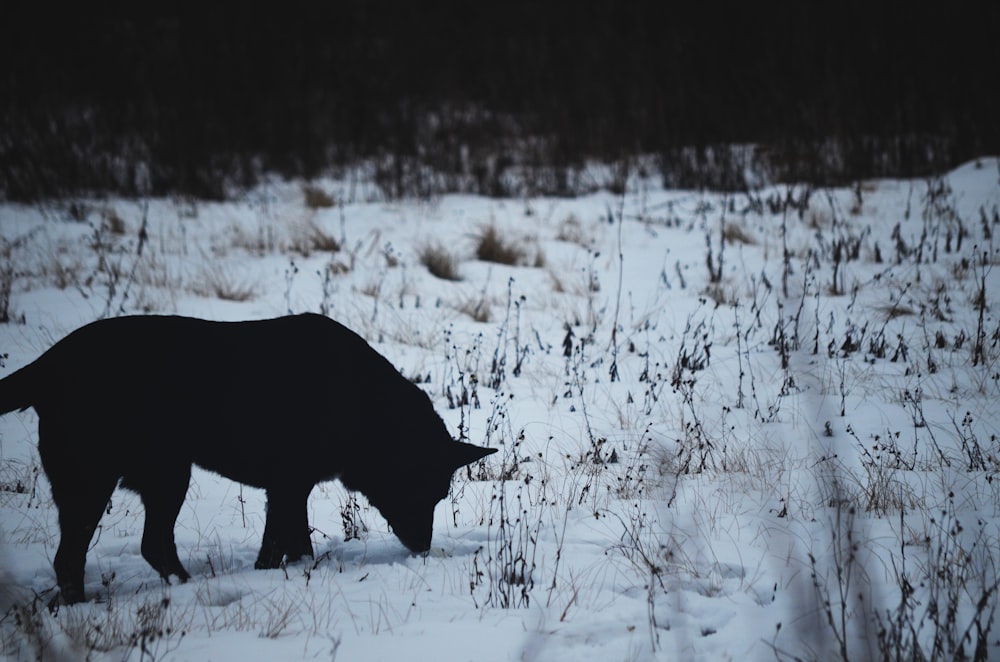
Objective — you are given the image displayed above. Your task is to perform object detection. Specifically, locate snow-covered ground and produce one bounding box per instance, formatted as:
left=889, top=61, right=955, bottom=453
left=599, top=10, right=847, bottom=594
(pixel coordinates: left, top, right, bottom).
left=1, top=159, right=998, bottom=660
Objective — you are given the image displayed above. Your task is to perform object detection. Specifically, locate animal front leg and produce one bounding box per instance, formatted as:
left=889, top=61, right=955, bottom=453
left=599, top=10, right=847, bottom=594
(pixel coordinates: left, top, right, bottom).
left=255, top=486, right=313, bottom=569
left=255, top=516, right=281, bottom=569
left=131, top=465, right=192, bottom=583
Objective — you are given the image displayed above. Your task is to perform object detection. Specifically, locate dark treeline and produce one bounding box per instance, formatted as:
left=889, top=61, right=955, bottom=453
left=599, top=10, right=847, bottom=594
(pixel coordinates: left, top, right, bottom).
left=2, top=2, right=998, bottom=200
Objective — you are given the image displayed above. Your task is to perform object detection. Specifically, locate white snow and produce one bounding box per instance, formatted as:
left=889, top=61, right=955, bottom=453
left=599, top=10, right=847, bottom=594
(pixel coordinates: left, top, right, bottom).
left=1, top=158, right=999, bottom=660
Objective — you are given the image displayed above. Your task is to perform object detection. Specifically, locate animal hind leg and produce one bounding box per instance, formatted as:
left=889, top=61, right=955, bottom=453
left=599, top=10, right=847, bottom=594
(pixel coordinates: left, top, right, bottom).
left=40, top=431, right=118, bottom=604
left=129, top=464, right=193, bottom=583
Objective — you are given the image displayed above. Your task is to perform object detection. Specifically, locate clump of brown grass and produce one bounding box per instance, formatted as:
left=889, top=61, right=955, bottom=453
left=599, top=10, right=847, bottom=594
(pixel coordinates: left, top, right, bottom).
left=456, top=296, right=491, bottom=322
left=419, top=243, right=462, bottom=281
left=292, top=221, right=340, bottom=257
left=190, top=264, right=259, bottom=301
left=556, top=213, right=589, bottom=246
left=302, top=184, right=335, bottom=209
left=101, top=208, right=127, bottom=235
left=722, top=222, right=756, bottom=245
left=476, top=225, right=525, bottom=265
left=532, top=248, right=546, bottom=268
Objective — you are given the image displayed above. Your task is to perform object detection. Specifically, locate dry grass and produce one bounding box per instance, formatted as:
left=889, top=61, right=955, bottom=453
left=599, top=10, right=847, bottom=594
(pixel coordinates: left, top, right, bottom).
left=0, top=242, right=14, bottom=323
left=302, top=184, right=335, bottom=209
left=101, top=208, right=127, bottom=235
left=722, top=222, right=757, bottom=245
left=456, top=295, right=491, bottom=322
left=548, top=270, right=566, bottom=294
left=190, top=264, right=259, bottom=301
left=292, top=221, right=340, bottom=257
left=806, top=208, right=831, bottom=230
left=475, top=225, right=525, bottom=265
left=556, top=213, right=590, bottom=246
left=875, top=303, right=916, bottom=321
left=419, top=243, right=462, bottom=281
left=43, top=254, right=85, bottom=290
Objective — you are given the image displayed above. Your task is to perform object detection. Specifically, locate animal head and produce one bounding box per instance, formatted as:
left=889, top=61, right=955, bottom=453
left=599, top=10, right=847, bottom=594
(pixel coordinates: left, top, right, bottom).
left=362, top=440, right=497, bottom=553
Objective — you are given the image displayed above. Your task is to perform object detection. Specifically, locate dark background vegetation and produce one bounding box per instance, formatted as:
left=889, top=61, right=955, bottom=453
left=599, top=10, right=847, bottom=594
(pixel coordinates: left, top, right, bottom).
left=2, top=2, right=998, bottom=200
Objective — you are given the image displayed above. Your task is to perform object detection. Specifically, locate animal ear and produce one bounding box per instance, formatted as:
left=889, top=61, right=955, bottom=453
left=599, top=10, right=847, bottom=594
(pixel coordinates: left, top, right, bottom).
left=450, top=441, right=498, bottom=469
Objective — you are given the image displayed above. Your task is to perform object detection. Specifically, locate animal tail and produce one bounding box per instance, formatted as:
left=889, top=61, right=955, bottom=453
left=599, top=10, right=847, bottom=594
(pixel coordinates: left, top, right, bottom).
left=0, top=362, right=38, bottom=415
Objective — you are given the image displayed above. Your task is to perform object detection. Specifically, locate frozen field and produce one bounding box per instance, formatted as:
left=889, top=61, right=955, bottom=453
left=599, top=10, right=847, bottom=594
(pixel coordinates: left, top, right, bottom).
left=1, top=158, right=999, bottom=660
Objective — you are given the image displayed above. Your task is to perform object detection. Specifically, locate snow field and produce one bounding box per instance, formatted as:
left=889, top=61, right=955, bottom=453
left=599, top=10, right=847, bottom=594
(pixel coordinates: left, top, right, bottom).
left=1, top=159, right=998, bottom=660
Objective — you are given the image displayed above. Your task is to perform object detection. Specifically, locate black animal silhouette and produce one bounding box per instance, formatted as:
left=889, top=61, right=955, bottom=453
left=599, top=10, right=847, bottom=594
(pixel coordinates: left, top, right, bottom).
left=0, top=314, right=495, bottom=604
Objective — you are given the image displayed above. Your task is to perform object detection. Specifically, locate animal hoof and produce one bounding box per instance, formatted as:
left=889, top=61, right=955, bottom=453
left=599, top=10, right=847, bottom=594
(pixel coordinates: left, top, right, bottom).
left=254, top=558, right=282, bottom=570
left=58, top=586, right=85, bottom=606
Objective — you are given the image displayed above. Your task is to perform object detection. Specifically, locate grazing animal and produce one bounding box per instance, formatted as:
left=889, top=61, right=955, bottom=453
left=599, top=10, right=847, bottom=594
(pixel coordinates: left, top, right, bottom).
left=0, top=313, right=496, bottom=604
